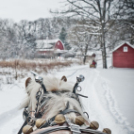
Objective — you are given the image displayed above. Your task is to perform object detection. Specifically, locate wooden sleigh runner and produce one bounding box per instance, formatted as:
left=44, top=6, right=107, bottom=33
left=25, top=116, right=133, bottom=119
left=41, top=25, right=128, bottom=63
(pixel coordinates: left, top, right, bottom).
left=18, top=72, right=111, bottom=134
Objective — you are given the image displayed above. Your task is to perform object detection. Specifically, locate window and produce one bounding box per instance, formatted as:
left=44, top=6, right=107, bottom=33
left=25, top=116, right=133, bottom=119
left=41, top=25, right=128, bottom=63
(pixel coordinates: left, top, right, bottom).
left=123, top=46, right=128, bottom=52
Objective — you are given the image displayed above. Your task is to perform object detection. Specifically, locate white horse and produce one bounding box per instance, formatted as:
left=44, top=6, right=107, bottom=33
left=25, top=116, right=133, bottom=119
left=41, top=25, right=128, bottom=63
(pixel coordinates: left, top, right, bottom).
left=18, top=75, right=111, bottom=134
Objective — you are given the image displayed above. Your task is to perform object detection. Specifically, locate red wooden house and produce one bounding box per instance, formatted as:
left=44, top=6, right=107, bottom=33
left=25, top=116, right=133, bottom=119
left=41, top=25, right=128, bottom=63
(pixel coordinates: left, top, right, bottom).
left=36, top=39, right=66, bottom=57
left=112, top=42, right=134, bottom=68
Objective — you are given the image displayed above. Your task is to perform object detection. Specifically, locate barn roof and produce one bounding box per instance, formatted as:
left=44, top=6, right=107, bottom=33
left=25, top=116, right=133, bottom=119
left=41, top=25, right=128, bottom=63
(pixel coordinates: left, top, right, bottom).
left=54, top=49, right=68, bottom=53
left=36, top=39, right=62, bottom=49
left=112, top=42, right=134, bottom=52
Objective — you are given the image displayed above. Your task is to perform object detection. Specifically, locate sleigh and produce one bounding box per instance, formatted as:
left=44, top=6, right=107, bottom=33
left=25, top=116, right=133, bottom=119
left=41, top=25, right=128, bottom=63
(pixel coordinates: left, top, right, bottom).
left=18, top=72, right=111, bottom=134
left=90, top=64, right=96, bottom=68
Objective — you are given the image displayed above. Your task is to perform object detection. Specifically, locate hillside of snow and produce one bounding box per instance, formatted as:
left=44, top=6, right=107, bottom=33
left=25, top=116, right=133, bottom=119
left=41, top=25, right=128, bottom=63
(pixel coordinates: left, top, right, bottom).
left=0, top=62, right=134, bottom=134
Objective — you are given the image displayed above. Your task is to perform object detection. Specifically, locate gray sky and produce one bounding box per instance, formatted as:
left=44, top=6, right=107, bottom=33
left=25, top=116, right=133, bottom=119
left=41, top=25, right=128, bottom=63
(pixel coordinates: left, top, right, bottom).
left=0, top=0, right=63, bottom=22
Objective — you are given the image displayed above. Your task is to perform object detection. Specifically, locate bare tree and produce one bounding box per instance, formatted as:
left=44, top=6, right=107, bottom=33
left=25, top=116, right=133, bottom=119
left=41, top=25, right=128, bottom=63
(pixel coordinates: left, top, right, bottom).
left=52, top=0, right=124, bottom=68
left=67, top=20, right=99, bottom=64
left=117, top=0, right=134, bottom=44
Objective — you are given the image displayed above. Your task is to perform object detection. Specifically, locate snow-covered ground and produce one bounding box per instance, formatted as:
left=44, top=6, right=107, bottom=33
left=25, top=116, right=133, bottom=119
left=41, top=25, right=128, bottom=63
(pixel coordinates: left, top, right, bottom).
left=0, top=62, right=134, bottom=134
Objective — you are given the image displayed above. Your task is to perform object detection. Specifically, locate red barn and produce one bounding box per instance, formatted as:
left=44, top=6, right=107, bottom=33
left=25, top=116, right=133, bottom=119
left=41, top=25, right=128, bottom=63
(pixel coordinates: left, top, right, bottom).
left=36, top=39, right=65, bottom=57
left=54, top=40, right=64, bottom=50
left=112, top=42, right=134, bottom=68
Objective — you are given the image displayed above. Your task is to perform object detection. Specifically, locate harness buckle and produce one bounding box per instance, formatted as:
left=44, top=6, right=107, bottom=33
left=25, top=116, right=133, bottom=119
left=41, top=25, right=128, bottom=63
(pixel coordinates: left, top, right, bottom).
left=64, top=115, right=81, bottom=133
left=69, top=123, right=81, bottom=133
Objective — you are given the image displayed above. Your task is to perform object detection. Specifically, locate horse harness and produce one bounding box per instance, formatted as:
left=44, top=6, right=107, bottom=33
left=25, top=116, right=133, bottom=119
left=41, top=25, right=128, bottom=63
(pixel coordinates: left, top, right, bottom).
left=18, top=74, right=106, bottom=134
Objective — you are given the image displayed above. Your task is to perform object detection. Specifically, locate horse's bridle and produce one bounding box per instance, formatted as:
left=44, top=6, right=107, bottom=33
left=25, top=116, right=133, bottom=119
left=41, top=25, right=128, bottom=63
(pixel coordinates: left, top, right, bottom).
left=31, top=72, right=88, bottom=117
left=19, top=73, right=94, bottom=134
left=30, top=74, right=103, bottom=134
left=35, top=102, right=105, bottom=134
left=38, top=101, right=81, bottom=128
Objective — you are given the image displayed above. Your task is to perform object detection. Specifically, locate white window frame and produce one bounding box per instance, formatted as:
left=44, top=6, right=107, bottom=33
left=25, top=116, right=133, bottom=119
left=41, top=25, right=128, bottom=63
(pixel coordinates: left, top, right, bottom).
left=123, top=46, right=128, bottom=52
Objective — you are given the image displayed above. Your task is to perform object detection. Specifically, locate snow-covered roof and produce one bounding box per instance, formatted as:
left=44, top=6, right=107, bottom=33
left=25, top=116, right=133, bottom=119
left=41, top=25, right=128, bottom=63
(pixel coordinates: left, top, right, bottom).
left=54, top=49, right=68, bottom=54
left=37, top=49, right=53, bottom=51
left=112, top=42, right=134, bottom=52
left=36, top=39, right=59, bottom=44
left=36, top=39, right=60, bottom=49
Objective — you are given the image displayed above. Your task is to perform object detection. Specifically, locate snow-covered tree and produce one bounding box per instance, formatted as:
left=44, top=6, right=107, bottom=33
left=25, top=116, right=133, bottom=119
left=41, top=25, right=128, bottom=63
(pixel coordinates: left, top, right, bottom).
left=52, top=0, right=125, bottom=68
left=67, top=20, right=99, bottom=64
left=59, top=27, right=67, bottom=43
left=117, top=0, right=134, bottom=44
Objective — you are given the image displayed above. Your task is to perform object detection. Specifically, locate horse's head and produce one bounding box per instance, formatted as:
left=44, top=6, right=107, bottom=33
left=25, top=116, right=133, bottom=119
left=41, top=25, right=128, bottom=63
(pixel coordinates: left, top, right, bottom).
left=20, top=74, right=111, bottom=134
left=23, top=74, right=87, bottom=122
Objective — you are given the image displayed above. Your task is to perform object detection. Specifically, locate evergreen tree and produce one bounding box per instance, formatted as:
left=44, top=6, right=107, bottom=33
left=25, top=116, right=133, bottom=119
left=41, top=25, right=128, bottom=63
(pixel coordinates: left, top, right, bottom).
left=59, top=27, right=67, bottom=43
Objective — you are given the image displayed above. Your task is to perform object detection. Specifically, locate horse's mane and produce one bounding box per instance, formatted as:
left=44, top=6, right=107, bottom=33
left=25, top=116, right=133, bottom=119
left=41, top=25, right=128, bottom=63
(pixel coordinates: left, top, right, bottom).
left=19, top=75, right=86, bottom=123
left=43, top=92, right=84, bottom=122
left=19, top=75, right=112, bottom=134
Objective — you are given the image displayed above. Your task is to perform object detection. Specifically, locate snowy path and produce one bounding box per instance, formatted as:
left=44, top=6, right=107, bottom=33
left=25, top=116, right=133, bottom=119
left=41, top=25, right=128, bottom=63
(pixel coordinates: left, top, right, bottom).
left=0, top=83, right=25, bottom=133
left=0, top=65, right=134, bottom=134
left=80, top=69, right=134, bottom=134
left=56, top=66, right=134, bottom=134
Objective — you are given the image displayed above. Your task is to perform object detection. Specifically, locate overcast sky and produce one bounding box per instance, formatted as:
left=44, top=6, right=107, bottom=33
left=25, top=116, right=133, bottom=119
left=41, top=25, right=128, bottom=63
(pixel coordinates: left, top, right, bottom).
left=0, top=0, right=63, bottom=22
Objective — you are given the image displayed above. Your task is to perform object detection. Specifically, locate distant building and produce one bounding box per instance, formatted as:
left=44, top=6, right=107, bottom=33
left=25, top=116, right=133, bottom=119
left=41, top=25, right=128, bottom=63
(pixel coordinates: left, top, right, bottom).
left=112, top=42, right=134, bottom=68
left=36, top=39, right=66, bottom=57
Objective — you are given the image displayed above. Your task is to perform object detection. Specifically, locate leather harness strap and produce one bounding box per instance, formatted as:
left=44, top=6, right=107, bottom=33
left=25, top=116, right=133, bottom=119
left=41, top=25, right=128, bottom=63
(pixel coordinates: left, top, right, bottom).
left=40, top=102, right=81, bottom=129
left=36, top=126, right=106, bottom=134
left=60, top=109, right=81, bottom=115
left=39, top=108, right=81, bottom=129
left=18, top=75, right=89, bottom=134
left=64, top=115, right=81, bottom=134
left=17, top=120, right=27, bottom=134
left=36, top=126, right=69, bottom=134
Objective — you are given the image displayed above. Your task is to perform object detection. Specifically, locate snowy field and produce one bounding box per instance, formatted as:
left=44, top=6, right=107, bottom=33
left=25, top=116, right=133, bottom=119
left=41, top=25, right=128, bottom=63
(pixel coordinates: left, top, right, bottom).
left=0, top=61, right=134, bottom=134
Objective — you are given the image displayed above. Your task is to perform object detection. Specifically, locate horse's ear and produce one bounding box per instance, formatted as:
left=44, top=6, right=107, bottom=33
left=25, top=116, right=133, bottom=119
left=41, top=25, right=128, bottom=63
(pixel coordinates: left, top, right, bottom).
left=61, top=76, right=67, bottom=82
left=25, top=77, right=31, bottom=88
